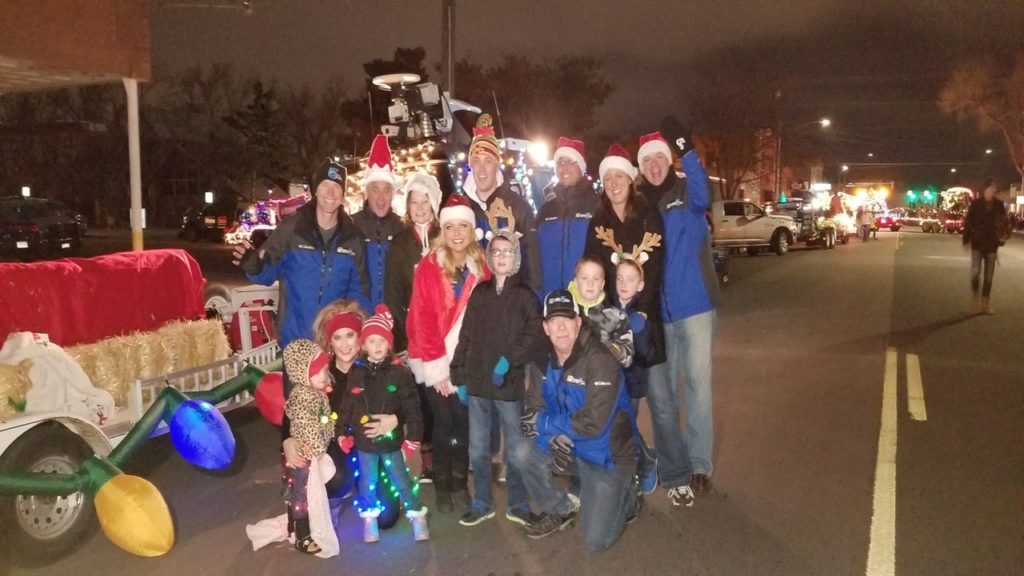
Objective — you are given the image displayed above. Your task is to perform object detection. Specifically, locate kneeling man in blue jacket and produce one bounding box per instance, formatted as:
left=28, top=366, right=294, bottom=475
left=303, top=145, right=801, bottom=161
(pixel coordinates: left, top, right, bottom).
left=514, top=288, right=641, bottom=552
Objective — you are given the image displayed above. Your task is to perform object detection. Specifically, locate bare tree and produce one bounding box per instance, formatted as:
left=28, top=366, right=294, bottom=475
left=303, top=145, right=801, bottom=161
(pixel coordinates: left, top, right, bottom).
left=939, top=53, right=1024, bottom=178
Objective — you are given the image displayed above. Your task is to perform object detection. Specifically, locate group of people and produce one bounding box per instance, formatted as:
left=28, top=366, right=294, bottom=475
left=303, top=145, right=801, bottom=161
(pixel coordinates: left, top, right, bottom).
left=234, top=113, right=720, bottom=555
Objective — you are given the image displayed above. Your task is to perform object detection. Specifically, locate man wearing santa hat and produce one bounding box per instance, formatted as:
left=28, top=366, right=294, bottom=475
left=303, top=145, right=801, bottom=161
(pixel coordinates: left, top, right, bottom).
left=462, top=114, right=542, bottom=293
left=537, top=137, right=599, bottom=295
left=636, top=116, right=720, bottom=506
left=353, top=134, right=406, bottom=308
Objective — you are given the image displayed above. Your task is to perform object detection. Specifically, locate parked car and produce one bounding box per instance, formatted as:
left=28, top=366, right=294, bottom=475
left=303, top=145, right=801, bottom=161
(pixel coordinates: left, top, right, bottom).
left=0, top=196, right=82, bottom=261
left=178, top=203, right=240, bottom=242
left=711, top=199, right=798, bottom=256
left=876, top=211, right=903, bottom=231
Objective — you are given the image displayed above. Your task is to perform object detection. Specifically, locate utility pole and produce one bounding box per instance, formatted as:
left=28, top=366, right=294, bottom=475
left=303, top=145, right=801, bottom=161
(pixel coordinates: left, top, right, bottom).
left=441, top=0, right=456, bottom=97
left=774, top=89, right=782, bottom=201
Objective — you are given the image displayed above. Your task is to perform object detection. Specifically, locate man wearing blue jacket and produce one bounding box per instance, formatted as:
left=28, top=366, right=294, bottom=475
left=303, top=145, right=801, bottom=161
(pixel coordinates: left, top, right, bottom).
left=233, top=158, right=371, bottom=393
left=637, top=116, right=720, bottom=503
left=514, top=289, right=640, bottom=552
left=537, top=137, right=598, bottom=295
left=353, top=135, right=404, bottom=308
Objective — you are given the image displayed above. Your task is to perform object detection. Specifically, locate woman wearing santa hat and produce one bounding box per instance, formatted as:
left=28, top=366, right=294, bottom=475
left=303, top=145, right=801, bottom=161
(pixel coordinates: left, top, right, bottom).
left=406, top=193, right=491, bottom=513
left=384, top=171, right=442, bottom=483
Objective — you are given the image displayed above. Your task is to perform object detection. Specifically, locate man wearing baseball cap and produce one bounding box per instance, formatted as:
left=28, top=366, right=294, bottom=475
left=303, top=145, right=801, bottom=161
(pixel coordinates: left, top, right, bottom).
left=512, top=289, right=641, bottom=552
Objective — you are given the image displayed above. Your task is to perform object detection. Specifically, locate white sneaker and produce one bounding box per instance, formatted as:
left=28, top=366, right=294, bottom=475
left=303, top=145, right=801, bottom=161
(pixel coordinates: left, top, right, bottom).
left=360, top=510, right=380, bottom=543
left=667, top=485, right=695, bottom=508
left=407, top=507, right=430, bottom=541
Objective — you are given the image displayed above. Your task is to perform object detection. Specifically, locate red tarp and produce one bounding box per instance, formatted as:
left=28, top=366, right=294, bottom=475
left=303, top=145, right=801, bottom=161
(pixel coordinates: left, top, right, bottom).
left=0, top=249, right=206, bottom=347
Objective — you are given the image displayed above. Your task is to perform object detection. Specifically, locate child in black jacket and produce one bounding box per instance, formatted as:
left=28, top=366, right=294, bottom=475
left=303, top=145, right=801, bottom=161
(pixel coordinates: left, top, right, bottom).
left=337, top=305, right=429, bottom=543
left=451, top=229, right=543, bottom=527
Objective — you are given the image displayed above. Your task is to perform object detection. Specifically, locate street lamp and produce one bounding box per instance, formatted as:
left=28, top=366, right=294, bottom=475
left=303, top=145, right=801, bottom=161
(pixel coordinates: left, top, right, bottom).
left=950, top=168, right=957, bottom=173
left=985, top=149, right=993, bottom=155
left=841, top=165, right=849, bottom=172
left=868, top=152, right=874, bottom=158
left=819, top=118, right=831, bottom=128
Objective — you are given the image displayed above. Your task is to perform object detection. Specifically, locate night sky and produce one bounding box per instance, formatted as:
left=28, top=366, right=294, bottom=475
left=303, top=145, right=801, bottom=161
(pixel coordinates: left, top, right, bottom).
left=152, top=0, right=1024, bottom=188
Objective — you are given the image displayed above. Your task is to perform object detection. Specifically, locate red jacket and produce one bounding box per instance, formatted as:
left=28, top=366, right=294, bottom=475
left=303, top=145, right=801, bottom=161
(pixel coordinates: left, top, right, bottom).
left=406, top=249, right=490, bottom=387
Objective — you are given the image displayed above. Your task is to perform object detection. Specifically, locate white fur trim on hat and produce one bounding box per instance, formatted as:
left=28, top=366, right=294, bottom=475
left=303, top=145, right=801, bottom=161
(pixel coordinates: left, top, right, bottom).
left=363, top=166, right=397, bottom=188
left=599, top=156, right=637, bottom=182
left=637, top=139, right=673, bottom=167
left=554, top=146, right=586, bottom=174
left=439, top=205, right=475, bottom=227
left=404, top=172, right=442, bottom=217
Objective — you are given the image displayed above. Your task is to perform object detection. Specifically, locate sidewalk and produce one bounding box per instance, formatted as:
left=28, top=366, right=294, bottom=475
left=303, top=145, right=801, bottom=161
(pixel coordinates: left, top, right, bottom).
left=85, top=228, right=182, bottom=241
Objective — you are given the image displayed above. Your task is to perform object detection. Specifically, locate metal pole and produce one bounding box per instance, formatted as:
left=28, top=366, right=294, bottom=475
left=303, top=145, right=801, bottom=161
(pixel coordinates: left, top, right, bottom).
left=124, top=78, right=143, bottom=252
left=774, top=89, right=782, bottom=201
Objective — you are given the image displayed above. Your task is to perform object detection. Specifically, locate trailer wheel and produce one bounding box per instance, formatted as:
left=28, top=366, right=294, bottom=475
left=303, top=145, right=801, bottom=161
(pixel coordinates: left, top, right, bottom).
left=0, top=424, right=96, bottom=565
left=204, top=284, right=232, bottom=323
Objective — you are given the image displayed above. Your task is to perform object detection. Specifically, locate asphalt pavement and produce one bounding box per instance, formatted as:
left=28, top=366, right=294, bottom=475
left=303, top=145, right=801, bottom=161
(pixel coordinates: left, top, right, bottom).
left=3, top=229, right=1021, bottom=576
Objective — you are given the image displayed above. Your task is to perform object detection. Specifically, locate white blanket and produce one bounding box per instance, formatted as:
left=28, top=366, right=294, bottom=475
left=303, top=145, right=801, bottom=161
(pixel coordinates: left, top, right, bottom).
left=0, top=332, right=114, bottom=425
left=246, top=453, right=339, bottom=558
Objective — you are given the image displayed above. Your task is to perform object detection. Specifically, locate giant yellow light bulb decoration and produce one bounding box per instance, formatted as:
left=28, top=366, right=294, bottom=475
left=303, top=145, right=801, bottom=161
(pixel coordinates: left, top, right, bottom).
left=94, top=473, right=175, bottom=556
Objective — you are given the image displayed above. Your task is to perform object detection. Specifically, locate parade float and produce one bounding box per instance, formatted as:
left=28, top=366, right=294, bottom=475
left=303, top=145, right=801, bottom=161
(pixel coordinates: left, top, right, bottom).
left=0, top=249, right=281, bottom=562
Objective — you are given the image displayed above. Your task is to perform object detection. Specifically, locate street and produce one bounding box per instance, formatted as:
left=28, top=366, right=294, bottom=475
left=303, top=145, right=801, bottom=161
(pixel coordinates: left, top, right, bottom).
left=4, top=230, right=1022, bottom=576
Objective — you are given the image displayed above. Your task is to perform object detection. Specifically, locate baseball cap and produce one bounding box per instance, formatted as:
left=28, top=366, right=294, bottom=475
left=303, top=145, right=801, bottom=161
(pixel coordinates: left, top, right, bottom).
left=543, top=289, right=578, bottom=321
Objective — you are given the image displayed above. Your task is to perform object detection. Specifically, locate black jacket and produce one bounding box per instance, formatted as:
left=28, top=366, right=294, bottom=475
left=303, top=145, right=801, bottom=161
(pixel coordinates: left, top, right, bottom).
left=469, top=182, right=542, bottom=293
left=584, top=203, right=666, bottom=366
left=336, top=358, right=423, bottom=453
left=963, top=198, right=1009, bottom=254
left=384, top=223, right=438, bottom=352
left=451, top=273, right=544, bottom=401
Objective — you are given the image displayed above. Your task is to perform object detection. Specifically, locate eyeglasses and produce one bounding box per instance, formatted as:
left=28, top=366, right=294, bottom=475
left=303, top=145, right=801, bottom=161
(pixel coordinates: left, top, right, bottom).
left=490, top=248, right=516, bottom=257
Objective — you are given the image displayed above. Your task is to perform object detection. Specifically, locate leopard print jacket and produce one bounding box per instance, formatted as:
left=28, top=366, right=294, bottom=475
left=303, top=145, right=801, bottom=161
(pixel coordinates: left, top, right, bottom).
left=283, top=339, right=335, bottom=460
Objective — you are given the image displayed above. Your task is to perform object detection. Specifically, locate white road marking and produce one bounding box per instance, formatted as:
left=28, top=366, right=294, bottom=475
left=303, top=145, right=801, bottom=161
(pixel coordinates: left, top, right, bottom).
left=866, top=348, right=898, bottom=576
left=924, top=256, right=968, bottom=260
left=906, top=354, right=927, bottom=421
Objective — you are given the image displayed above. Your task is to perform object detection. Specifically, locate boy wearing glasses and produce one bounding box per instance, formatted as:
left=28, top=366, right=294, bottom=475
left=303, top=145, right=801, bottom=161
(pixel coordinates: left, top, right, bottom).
left=450, top=229, right=545, bottom=527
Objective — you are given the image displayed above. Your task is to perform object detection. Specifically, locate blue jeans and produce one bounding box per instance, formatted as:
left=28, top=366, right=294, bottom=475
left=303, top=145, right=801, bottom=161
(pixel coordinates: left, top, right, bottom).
left=511, top=440, right=575, bottom=516
left=578, top=458, right=637, bottom=552
left=511, top=440, right=636, bottom=552
left=468, top=395, right=529, bottom=512
left=647, top=310, right=714, bottom=483
left=357, top=449, right=423, bottom=512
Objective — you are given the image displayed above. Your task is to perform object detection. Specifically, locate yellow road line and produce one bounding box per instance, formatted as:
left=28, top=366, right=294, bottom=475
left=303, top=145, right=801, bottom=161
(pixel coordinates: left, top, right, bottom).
left=906, top=354, right=927, bottom=421
left=866, top=347, right=898, bottom=576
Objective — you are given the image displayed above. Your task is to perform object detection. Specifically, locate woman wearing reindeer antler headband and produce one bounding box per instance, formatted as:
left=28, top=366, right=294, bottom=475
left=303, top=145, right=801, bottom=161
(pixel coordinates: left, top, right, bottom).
left=585, top=143, right=667, bottom=360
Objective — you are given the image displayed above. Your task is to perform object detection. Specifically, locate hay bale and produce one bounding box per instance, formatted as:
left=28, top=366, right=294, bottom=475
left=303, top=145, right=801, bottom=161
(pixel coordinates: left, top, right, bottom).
left=67, top=319, right=230, bottom=407
left=0, top=359, right=32, bottom=422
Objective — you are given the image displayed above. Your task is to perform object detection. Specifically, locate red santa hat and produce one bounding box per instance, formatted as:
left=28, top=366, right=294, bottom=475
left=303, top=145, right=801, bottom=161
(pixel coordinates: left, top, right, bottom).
left=553, top=137, right=586, bottom=173
left=637, top=132, right=673, bottom=167
left=363, top=134, right=397, bottom=187
left=468, top=114, right=502, bottom=163
left=439, top=193, right=476, bottom=228
left=360, top=304, right=395, bottom=349
left=599, top=143, right=638, bottom=182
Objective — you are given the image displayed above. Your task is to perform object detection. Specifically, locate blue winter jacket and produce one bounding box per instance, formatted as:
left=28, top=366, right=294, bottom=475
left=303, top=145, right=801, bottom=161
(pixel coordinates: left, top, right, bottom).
left=242, top=204, right=370, bottom=349
left=537, top=181, right=598, bottom=296
left=526, top=325, right=638, bottom=470
left=644, top=151, right=721, bottom=322
left=352, top=208, right=404, bottom=308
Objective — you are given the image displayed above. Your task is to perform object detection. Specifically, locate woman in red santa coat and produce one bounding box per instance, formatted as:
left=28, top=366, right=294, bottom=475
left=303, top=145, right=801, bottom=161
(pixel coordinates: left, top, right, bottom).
left=406, top=193, right=490, bottom=513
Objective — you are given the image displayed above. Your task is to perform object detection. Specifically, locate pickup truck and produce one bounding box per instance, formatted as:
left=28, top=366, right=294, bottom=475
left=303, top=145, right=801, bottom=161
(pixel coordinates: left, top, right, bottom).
left=711, top=200, right=798, bottom=256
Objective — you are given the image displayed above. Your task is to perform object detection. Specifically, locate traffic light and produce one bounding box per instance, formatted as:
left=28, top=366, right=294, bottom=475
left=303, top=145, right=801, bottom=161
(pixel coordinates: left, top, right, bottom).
left=907, top=190, right=917, bottom=201
left=923, top=190, right=934, bottom=202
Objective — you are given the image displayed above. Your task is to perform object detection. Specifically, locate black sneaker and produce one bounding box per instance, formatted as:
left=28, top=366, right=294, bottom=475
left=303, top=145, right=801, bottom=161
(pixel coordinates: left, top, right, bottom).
left=459, top=505, right=496, bottom=527
left=626, top=496, right=643, bottom=525
left=504, top=506, right=537, bottom=526
left=524, top=510, right=576, bottom=539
